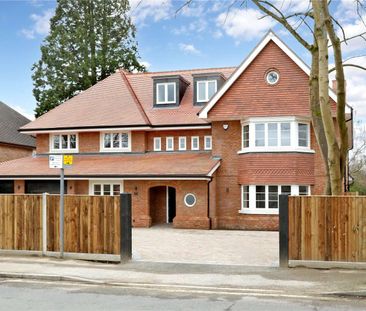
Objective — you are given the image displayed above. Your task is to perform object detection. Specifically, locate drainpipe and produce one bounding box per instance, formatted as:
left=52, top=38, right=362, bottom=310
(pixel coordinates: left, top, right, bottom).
left=207, top=177, right=212, bottom=229
left=344, top=105, right=354, bottom=192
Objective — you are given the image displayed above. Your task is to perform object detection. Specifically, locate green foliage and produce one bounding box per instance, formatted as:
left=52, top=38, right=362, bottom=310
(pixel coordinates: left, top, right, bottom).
left=32, top=0, right=145, bottom=117
left=350, top=171, right=366, bottom=195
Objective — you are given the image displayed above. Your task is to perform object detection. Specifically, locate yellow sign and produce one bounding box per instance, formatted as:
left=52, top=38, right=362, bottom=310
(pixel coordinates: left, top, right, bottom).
left=63, top=155, right=73, bottom=166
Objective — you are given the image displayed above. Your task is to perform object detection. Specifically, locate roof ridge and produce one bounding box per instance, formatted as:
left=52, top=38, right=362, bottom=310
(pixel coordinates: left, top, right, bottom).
left=119, top=70, right=151, bottom=125
left=125, top=66, right=237, bottom=76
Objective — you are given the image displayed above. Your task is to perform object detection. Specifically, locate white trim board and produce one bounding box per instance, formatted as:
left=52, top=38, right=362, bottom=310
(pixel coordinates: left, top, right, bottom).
left=199, top=31, right=347, bottom=119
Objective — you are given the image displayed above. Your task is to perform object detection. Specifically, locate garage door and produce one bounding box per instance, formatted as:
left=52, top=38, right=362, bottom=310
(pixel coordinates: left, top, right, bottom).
left=25, top=180, right=67, bottom=194
left=0, top=181, right=14, bottom=194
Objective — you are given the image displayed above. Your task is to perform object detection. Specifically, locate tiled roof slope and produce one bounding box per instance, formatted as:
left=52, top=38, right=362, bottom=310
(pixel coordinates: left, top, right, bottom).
left=125, top=67, right=235, bottom=126
left=21, top=67, right=235, bottom=131
left=0, top=101, right=35, bottom=148
left=0, top=152, right=219, bottom=177
left=21, top=72, right=151, bottom=131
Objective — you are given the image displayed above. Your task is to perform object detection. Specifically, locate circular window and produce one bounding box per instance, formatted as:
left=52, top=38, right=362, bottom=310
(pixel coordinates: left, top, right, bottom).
left=266, top=70, right=280, bottom=85
left=184, top=193, right=197, bottom=207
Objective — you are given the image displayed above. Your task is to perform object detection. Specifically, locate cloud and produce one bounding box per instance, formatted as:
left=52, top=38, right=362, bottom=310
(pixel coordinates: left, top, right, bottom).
left=21, top=9, right=54, bottom=39
left=216, top=8, right=275, bottom=42
left=337, top=15, right=366, bottom=55
left=179, top=43, right=200, bottom=54
left=140, top=61, right=151, bottom=70
left=129, top=0, right=172, bottom=24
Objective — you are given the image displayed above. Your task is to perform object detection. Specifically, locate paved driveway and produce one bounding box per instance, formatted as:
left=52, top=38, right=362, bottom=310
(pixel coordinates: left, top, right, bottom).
left=132, top=226, right=279, bottom=266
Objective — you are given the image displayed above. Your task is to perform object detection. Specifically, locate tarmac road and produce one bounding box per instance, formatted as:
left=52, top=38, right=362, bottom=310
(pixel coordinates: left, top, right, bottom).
left=1, top=278, right=366, bottom=311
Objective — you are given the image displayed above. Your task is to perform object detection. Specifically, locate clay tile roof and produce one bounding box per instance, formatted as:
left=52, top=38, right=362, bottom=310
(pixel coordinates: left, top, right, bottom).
left=21, top=71, right=150, bottom=131
left=125, top=67, right=235, bottom=126
left=0, top=152, right=220, bottom=178
left=21, top=67, right=235, bottom=131
left=0, top=101, right=35, bottom=148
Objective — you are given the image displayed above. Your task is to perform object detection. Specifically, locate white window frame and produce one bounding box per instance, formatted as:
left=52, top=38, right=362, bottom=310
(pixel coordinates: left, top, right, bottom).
left=50, top=133, right=78, bottom=153
left=100, top=132, right=131, bottom=152
left=240, top=185, right=311, bottom=215
left=197, top=80, right=217, bottom=103
left=298, top=123, right=310, bottom=148
left=179, top=136, right=187, bottom=151
left=239, top=117, right=313, bottom=154
left=166, top=137, right=174, bottom=151
left=204, top=135, right=212, bottom=150
left=153, top=137, right=162, bottom=151
left=156, top=82, right=176, bottom=104
left=191, top=136, right=199, bottom=150
left=89, top=180, right=124, bottom=196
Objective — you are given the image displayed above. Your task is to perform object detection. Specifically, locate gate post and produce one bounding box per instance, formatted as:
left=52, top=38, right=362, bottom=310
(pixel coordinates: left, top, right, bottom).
left=279, top=194, right=289, bottom=268
left=120, top=193, right=132, bottom=263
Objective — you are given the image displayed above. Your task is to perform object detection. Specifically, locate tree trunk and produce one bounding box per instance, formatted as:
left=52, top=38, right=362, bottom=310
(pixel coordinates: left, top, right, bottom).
left=310, top=45, right=331, bottom=194
left=321, top=0, right=348, bottom=190
left=312, top=0, right=343, bottom=194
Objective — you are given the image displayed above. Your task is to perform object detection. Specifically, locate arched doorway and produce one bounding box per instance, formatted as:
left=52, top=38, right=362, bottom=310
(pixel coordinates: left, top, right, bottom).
left=149, top=186, right=176, bottom=225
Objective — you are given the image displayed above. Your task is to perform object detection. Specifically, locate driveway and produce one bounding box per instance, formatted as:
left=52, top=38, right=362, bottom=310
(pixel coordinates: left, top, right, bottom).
left=132, top=226, right=279, bottom=266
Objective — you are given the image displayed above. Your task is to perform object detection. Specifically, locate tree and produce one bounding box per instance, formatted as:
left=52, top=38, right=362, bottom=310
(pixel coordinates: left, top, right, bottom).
left=32, top=0, right=145, bottom=117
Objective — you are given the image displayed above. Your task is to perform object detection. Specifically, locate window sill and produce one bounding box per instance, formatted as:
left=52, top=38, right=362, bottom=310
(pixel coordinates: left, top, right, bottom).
left=49, top=149, right=78, bottom=154
left=238, top=209, right=279, bottom=215
left=237, top=148, right=315, bottom=154
left=100, top=149, right=131, bottom=153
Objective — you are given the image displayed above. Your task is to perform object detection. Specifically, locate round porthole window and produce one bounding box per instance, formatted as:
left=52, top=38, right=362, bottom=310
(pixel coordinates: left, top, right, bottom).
left=184, top=193, right=196, bottom=207
left=266, top=70, right=280, bottom=85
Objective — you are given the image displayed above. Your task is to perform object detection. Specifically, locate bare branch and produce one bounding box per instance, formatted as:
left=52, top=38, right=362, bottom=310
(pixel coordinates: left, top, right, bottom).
left=175, top=0, right=193, bottom=16
left=253, top=0, right=313, bottom=50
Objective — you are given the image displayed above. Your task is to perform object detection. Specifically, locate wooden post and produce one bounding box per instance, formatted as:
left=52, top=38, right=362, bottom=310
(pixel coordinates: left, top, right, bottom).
left=42, top=193, right=48, bottom=256
left=279, top=194, right=289, bottom=268
left=120, top=193, right=132, bottom=263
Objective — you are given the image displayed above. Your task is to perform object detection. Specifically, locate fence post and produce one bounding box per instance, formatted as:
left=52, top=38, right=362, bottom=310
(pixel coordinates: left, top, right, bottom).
left=120, top=193, right=132, bottom=263
left=279, top=194, right=289, bottom=268
left=42, top=193, right=48, bottom=256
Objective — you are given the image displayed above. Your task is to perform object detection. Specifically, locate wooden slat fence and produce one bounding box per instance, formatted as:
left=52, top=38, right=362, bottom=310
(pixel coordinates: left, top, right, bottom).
left=47, top=195, right=120, bottom=254
left=0, top=194, right=128, bottom=261
left=288, top=196, right=366, bottom=262
left=0, top=195, right=42, bottom=251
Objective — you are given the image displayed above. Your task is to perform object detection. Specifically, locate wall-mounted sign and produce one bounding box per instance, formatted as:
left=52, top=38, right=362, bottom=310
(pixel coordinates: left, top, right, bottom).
left=49, top=155, right=63, bottom=169
left=63, top=155, right=73, bottom=166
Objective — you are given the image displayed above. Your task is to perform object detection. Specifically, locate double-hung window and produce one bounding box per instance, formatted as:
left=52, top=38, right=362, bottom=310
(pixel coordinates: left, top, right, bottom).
left=298, top=123, right=309, bottom=147
left=204, top=136, right=212, bottom=150
left=166, top=137, right=174, bottom=151
left=179, top=137, right=186, bottom=151
left=197, top=80, right=217, bottom=103
left=156, top=82, right=176, bottom=104
left=191, top=136, right=199, bottom=150
left=51, top=134, right=77, bottom=152
left=154, top=137, right=161, bottom=151
left=102, top=132, right=130, bottom=151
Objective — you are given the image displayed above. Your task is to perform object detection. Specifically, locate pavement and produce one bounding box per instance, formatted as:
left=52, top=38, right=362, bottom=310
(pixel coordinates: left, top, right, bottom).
left=132, top=227, right=279, bottom=266
left=1, top=255, right=366, bottom=301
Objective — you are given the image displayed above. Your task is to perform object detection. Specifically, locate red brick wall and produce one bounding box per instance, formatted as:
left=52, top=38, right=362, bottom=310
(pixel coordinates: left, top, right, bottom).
left=238, top=153, right=315, bottom=185
left=0, top=143, right=33, bottom=163
left=79, top=132, right=99, bottom=153
left=14, top=180, right=25, bottom=194
left=146, top=129, right=211, bottom=152
left=131, top=131, right=147, bottom=152
left=36, top=134, right=49, bottom=154
left=208, top=41, right=337, bottom=120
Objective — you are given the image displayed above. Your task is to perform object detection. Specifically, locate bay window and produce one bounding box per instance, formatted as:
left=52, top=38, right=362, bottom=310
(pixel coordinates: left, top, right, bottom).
left=240, top=118, right=312, bottom=153
left=241, top=185, right=310, bottom=214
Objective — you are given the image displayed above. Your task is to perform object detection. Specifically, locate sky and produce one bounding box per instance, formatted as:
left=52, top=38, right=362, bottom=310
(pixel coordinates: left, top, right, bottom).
left=0, top=0, right=366, bottom=125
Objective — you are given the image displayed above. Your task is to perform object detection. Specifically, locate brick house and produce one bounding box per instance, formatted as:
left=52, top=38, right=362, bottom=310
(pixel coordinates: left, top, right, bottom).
left=0, top=32, right=350, bottom=230
left=0, top=101, right=35, bottom=193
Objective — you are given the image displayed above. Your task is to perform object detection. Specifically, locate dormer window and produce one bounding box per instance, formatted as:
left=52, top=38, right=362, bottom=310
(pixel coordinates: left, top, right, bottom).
left=156, top=82, right=176, bottom=104
left=197, top=80, right=217, bottom=103
left=152, top=75, right=189, bottom=107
